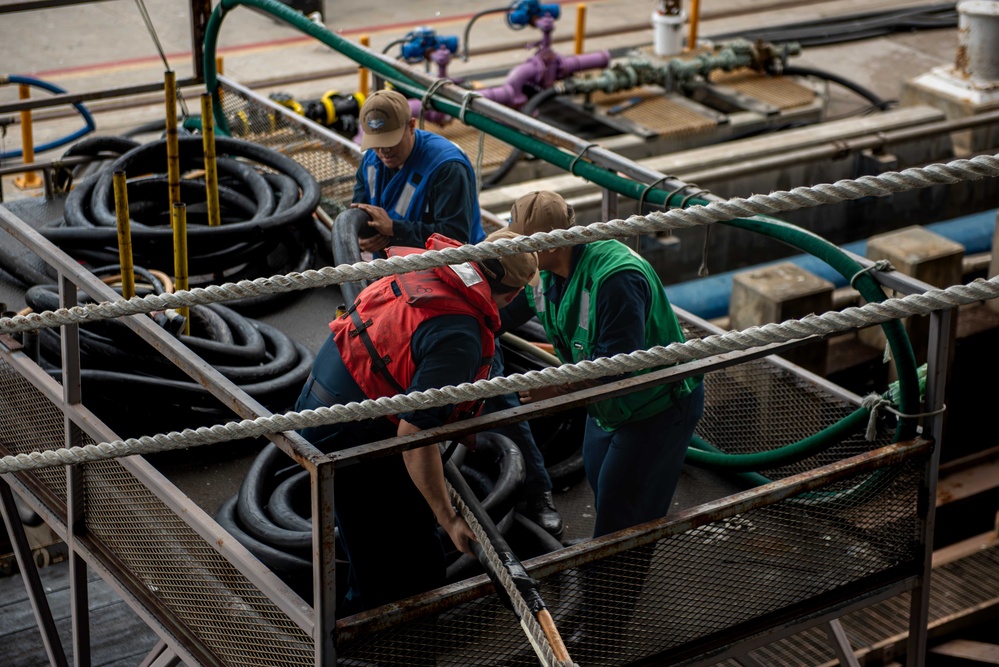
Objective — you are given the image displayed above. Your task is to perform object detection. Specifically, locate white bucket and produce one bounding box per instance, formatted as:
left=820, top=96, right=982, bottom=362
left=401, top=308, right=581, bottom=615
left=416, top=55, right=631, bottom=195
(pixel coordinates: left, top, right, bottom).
left=651, top=10, right=686, bottom=57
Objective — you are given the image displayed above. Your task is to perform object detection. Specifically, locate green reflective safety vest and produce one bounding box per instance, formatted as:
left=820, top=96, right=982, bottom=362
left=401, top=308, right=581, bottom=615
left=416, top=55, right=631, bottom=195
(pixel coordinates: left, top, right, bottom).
left=526, top=240, right=700, bottom=431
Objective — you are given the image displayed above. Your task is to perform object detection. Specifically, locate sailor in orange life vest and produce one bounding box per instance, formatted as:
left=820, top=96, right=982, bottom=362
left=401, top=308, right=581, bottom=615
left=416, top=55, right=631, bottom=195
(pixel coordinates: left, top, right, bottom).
left=294, top=229, right=539, bottom=615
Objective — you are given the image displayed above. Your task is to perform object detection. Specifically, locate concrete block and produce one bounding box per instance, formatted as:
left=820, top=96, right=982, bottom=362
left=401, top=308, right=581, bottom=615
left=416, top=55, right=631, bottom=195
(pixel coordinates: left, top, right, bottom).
left=729, top=262, right=834, bottom=374
left=860, top=225, right=965, bottom=364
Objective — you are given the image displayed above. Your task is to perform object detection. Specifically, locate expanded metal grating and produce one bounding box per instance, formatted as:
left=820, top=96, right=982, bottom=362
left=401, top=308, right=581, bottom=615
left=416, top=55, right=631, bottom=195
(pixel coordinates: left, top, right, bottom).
left=716, top=541, right=999, bottom=666
left=336, top=324, right=919, bottom=665
left=589, top=88, right=719, bottom=139
left=710, top=68, right=817, bottom=110
left=84, top=459, right=313, bottom=666
left=423, top=119, right=518, bottom=173
left=338, top=456, right=923, bottom=665
left=0, top=355, right=68, bottom=502
left=219, top=80, right=361, bottom=217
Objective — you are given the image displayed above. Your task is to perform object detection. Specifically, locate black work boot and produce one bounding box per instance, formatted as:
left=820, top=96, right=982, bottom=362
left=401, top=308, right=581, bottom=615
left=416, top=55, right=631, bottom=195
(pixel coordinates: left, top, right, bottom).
left=519, top=491, right=564, bottom=539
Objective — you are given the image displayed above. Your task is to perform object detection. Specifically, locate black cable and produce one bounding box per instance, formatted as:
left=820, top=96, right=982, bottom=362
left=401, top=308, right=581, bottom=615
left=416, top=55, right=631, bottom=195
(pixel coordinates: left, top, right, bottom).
left=481, top=87, right=559, bottom=190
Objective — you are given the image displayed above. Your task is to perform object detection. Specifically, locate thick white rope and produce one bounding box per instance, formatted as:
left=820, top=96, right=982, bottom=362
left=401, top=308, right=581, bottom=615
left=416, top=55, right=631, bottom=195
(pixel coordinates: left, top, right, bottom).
left=2, top=274, right=996, bottom=475
left=3, top=153, right=998, bottom=335
left=447, top=485, right=571, bottom=667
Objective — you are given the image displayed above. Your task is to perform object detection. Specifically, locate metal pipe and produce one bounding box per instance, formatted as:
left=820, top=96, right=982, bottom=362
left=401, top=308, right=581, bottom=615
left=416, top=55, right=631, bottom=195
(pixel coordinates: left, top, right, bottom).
left=200, top=93, right=222, bottom=227
left=359, top=34, right=370, bottom=98
left=164, top=70, right=181, bottom=213
left=112, top=170, right=136, bottom=300
left=15, top=84, right=42, bottom=189
left=0, top=152, right=123, bottom=177
left=0, top=77, right=202, bottom=115
left=171, top=202, right=190, bottom=335
left=574, top=4, right=586, bottom=55
left=687, top=0, right=701, bottom=51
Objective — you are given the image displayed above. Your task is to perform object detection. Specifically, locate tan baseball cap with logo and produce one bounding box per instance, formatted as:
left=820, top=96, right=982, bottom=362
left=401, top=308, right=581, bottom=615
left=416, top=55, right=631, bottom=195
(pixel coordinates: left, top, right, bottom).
left=507, top=190, right=574, bottom=236
left=359, top=90, right=412, bottom=150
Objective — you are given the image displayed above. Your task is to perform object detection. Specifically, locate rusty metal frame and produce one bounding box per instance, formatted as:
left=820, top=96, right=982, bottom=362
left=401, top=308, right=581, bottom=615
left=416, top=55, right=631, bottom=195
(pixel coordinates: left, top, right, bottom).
left=335, top=437, right=932, bottom=643
left=0, top=205, right=325, bottom=664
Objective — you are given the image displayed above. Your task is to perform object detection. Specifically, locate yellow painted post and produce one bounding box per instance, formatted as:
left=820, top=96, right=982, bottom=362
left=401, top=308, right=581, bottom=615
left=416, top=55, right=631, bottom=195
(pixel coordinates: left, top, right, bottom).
left=359, top=35, right=371, bottom=98
left=112, top=171, right=136, bottom=300
left=164, top=70, right=181, bottom=213
left=172, top=202, right=190, bottom=335
left=200, top=93, right=221, bottom=228
left=574, top=4, right=587, bottom=55
left=215, top=56, right=226, bottom=110
left=14, top=84, right=42, bottom=189
left=687, top=0, right=701, bottom=52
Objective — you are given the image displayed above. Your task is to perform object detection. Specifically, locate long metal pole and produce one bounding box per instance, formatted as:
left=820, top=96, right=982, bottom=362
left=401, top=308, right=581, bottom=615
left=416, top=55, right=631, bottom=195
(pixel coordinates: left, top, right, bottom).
left=906, top=306, right=953, bottom=665
left=172, top=202, right=190, bottom=335
left=14, top=84, right=42, bottom=189
left=112, top=171, right=136, bottom=299
left=164, top=70, right=181, bottom=213
left=59, top=273, right=91, bottom=667
left=200, top=93, right=222, bottom=228
left=0, top=480, right=69, bottom=666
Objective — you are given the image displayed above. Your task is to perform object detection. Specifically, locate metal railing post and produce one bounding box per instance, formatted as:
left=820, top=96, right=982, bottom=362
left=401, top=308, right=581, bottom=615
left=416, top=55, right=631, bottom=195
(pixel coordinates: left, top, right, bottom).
left=906, top=305, right=953, bottom=665
left=313, top=461, right=336, bottom=665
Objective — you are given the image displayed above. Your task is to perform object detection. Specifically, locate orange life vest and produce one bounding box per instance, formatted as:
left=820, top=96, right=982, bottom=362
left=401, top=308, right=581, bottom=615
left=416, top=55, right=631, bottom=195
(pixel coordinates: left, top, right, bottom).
left=330, top=234, right=499, bottom=423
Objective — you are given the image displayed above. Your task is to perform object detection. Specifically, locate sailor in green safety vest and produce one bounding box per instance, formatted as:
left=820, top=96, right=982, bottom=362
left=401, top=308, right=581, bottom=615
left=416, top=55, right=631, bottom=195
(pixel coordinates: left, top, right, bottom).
left=506, top=191, right=705, bottom=538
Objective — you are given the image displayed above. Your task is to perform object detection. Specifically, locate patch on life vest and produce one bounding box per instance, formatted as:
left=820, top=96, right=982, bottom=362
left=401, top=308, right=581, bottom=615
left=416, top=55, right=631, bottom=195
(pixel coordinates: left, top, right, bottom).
left=449, top=262, right=484, bottom=287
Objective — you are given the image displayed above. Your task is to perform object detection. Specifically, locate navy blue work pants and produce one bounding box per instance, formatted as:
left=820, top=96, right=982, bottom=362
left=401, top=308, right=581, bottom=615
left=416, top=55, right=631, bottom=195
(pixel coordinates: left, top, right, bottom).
left=295, top=335, right=446, bottom=615
left=583, top=381, right=705, bottom=537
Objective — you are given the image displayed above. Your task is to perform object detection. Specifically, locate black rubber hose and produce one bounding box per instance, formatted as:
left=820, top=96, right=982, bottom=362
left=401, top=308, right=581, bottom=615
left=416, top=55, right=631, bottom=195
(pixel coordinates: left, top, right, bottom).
left=52, top=135, right=142, bottom=192
left=48, top=136, right=319, bottom=248
left=330, top=207, right=373, bottom=306
left=266, top=469, right=313, bottom=533
left=778, top=65, right=889, bottom=108
left=708, top=4, right=957, bottom=47
left=179, top=303, right=268, bottom=364
left=465, top=433, right=526, bottom=521
left=237, top=444, right=313, bottom=554
left=445, top=510, right=516, bottom=583
left=215, top=496, right=313, bottom=571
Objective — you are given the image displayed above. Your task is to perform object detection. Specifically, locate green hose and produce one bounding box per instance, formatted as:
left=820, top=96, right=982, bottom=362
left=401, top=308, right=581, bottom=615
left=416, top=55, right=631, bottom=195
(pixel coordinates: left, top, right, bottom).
left=201, top=0, right=922, bottom=469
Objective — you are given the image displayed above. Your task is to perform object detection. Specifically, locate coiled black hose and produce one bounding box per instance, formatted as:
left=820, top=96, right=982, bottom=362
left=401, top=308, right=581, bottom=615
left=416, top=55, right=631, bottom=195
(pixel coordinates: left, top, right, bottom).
left=37, top=135, right=323, bottom=314
left=218, top=431, right=551, bottom=601
left=26, top=277, right=313, bottom=437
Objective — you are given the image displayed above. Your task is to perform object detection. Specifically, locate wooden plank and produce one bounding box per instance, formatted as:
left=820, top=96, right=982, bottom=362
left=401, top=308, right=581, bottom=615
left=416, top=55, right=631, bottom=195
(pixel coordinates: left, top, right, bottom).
left=3, top=598, right=161, bottom=667
left=930, top=639, right=999, bottom=664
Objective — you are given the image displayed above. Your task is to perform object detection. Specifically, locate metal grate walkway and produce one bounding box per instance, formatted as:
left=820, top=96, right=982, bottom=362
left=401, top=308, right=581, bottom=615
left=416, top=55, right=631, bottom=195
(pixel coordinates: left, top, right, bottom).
left=714, top=535, right=999, bottom=667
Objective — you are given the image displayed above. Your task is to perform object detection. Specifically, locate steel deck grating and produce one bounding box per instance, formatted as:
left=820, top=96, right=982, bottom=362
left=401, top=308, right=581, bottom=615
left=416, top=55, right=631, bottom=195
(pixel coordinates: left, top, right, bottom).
left=0, top=355, right=69, bottom=501
left=589, top=88, right=719, bottom=139
left=714, top=541, right=999, bottom=666
left=336, top=456, right=924, bottom=665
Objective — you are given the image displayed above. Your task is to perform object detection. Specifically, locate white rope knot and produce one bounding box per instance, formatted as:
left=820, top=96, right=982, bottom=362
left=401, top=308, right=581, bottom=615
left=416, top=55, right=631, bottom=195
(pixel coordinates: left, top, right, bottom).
left=861, top=393, right=892, bottom=441
left=850, top=259, right=894, bottom=289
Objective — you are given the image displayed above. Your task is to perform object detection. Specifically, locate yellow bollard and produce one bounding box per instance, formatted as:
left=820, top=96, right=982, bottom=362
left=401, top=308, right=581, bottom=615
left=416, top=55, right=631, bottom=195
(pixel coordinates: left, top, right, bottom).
left=164, top=70, right=181, bottom=213
left=200, top=93, right=221, bottom=228
left=574, top=4, right=587, bottom=56
left=359, top=35, right=371, bottom=99
left=112, top=171, right=136, bottom=300
left=172, top=202, right=190, bottom=335
left=686, top=0, right=701, bottom=52
left=14, top=84, right=42, bottom=190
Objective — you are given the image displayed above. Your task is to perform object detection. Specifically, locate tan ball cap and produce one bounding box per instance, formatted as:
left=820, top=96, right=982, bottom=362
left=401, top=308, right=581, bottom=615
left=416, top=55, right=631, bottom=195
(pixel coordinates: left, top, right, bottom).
left=359, top=90, right=412, bottom=150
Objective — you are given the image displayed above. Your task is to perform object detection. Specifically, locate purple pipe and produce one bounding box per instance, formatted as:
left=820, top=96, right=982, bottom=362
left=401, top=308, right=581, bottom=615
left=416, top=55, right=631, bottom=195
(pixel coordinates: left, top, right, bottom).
left=478, top=49, right=609, bottom=109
